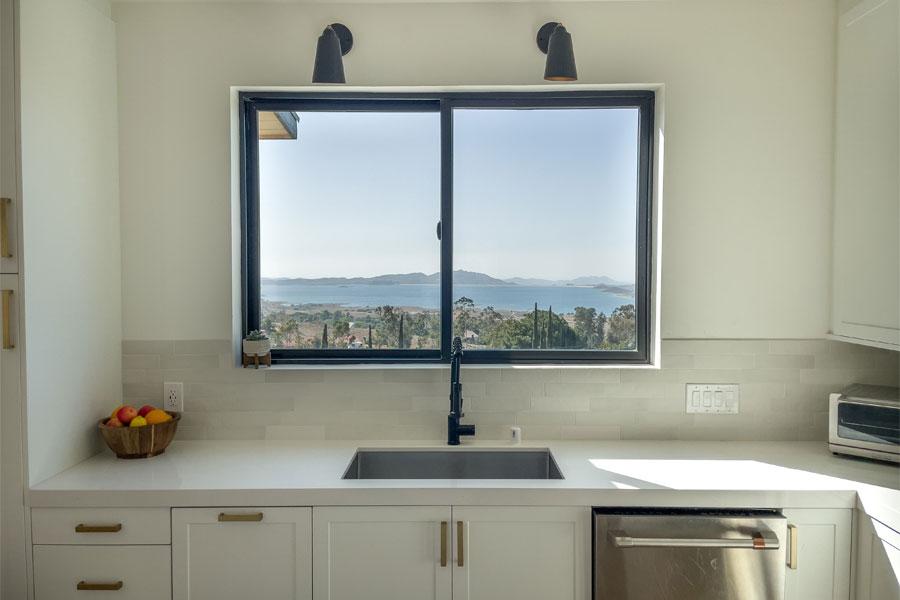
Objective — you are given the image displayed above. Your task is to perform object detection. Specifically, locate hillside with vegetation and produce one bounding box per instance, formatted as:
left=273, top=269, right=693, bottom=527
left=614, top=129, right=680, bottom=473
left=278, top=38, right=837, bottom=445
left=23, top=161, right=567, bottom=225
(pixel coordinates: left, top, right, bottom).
left=261, top=298, right=636, bottom=351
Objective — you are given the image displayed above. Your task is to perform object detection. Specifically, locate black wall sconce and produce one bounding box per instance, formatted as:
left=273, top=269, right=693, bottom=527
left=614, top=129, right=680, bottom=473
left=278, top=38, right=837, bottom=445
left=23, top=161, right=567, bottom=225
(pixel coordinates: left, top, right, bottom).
left=312, top=23, right=353, bottom=84
left=536, top=22, right=577, bottom=82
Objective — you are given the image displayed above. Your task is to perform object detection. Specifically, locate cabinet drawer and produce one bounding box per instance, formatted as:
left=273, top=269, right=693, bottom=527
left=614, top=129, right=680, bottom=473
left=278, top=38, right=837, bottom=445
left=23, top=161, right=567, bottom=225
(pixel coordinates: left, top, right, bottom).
left=32, top=508, right=171, bottom=545
left=33, top=545, right=171, bottom=600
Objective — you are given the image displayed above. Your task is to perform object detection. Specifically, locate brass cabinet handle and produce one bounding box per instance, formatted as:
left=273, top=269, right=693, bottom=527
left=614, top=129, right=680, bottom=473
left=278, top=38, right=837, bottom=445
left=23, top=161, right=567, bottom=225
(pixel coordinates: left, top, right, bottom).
left=0, top=198, right=11, bottom=259
left=75, top=523, right=122, bottom=533
left=440, top=521, right=448, bottom=567
left=77, top=581, right=123, bottom=591
left=218, top=512, right=263, bottom=522
left=2, top=289, right=12, bottom=349
left=456, top=521, right=465, bottom=567
left=787, top=524, right=798, bottom=569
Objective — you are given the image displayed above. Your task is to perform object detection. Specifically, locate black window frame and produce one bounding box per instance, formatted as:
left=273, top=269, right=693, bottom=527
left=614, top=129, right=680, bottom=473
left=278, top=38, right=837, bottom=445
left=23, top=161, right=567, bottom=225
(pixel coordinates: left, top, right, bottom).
left=240, top=90, right=654, bottom=365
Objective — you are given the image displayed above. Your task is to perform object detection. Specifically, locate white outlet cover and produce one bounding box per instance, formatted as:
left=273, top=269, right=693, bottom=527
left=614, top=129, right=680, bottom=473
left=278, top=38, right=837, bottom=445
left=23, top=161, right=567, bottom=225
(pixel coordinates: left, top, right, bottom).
left=685, top=383, right=740, bottom=414
left=163, top=382, right=184, bottom=412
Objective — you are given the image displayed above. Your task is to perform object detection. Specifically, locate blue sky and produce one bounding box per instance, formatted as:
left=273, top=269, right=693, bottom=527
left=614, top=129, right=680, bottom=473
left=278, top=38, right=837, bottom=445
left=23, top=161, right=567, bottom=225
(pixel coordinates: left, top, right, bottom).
left=258, top=107, right=639, bottom=283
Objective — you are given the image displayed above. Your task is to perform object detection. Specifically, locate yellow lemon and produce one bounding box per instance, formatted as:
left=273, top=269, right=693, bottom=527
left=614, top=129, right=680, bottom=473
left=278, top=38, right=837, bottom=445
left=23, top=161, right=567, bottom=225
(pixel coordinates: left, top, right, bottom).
left=129, top=415, right=147, bottom=427
left=145, top=409, right=172, bottom=425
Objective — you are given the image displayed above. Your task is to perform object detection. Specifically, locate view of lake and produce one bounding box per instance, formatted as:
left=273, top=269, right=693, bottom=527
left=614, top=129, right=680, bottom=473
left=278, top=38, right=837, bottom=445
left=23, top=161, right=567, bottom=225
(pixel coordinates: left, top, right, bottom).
left=261, top=282, right=633, bottom=314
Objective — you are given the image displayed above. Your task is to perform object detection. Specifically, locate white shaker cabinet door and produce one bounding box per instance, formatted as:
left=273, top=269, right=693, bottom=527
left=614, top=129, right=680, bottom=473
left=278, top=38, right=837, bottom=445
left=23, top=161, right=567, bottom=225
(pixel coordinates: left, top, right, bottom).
left=172, top=507, right=312, bottom=600
left=783, top=508, right=852, bottom=600
left=312, top=506, right=452, bottom=600
left=831, top=0, right=900, bottom=349
left=0, top=0, right=18, bottom=275
left=0, top=273, right=26, bottom=600
left=451, top=506, right=590, bottom=600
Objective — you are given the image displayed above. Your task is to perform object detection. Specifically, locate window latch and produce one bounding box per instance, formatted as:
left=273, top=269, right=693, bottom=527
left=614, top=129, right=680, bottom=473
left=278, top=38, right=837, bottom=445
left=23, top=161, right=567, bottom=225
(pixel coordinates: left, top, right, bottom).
left=436, top=220, right=442, bottom=241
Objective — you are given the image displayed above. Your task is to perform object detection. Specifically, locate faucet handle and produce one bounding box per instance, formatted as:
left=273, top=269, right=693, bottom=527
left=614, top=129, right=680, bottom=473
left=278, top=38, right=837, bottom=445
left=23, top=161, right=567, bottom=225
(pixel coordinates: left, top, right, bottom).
left=451, top=337, right=463, bottom=356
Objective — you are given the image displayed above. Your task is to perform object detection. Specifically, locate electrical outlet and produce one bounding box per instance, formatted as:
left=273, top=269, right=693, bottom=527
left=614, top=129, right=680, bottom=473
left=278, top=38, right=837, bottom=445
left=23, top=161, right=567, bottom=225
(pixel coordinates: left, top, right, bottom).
left=686, top=383, right=739, bottom=414
left=163, top=382, right=184, bottom=412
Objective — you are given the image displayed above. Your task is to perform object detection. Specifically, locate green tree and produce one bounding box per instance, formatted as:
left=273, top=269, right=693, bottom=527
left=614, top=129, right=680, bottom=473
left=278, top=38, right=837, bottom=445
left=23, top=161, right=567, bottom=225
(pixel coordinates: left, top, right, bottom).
left=375, top=305, right=401, bottom=347
left=453, top=297, right=475, bottom=340
left=280, top=318, right=300, bottom=347
left=596, top=311, right=608, bottom=345
left=479, top=306, right=503, bottom=332
left=573, top=307, right=597, bottom=347
left=482, top=316, right=533, bottom=348
left=606, top=304, right=636, bottom=349
left=333, top=319, right=350, bottom=339
left=483, top=309, right=577, bottom=350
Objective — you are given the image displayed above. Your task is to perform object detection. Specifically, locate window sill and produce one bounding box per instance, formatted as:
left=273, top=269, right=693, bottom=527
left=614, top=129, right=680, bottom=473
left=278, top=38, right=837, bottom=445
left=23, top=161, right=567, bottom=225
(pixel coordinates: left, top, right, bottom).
left=260, top=362, right=659, bottom=371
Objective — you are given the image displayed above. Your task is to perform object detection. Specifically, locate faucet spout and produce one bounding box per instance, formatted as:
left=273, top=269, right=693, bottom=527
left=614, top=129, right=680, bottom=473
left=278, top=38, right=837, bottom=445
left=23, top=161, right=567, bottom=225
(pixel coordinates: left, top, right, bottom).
left=448, top=337, right=475, bottom=445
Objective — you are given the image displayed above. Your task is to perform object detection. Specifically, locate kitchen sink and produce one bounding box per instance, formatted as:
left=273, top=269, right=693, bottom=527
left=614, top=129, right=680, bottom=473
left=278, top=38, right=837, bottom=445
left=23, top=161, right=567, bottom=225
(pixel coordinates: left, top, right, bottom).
left=342, top=449, right=564, bottom=480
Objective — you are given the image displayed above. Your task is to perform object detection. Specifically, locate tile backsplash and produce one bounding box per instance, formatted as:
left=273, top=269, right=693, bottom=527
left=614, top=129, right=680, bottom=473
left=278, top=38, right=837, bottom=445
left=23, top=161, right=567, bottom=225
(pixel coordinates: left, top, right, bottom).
left=122, top=339, right=899, bottom=442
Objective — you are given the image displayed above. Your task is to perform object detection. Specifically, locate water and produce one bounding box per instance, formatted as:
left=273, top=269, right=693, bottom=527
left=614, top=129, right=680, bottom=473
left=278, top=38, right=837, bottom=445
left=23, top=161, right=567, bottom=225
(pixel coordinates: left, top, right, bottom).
left=261, top=283, right=632, bottom=314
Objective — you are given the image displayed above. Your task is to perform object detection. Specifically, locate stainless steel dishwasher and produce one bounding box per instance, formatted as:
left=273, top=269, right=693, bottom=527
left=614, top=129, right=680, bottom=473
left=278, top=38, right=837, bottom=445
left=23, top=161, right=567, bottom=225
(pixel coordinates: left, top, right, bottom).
left=594, top=508, right=786, bottom=600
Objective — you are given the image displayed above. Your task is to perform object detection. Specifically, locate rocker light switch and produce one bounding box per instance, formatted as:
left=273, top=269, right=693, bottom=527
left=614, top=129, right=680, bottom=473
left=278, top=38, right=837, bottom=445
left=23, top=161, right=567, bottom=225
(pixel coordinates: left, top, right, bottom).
left=686, top=384, right=740, bottom=414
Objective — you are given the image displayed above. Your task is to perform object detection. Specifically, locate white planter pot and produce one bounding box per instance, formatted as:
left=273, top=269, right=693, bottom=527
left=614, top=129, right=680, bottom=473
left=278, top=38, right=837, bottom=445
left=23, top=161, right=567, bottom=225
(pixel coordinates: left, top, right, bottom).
left=242, top=339, right=270, bottom=357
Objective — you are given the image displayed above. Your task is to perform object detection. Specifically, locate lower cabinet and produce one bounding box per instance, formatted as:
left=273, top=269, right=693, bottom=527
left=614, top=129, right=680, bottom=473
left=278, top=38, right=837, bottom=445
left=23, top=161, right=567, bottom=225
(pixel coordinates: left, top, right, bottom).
left=32, top=503, right=873, bottom=600
left=172, top=507, right=312, bottom=600
left=33, top=545, right=171, bottom=600
left=311, top=505, right=589, bottom=600
left=312, top=506, right=452, bottom=600
left=452, top=506, right=590, bottom=600
left=854, top=513, right=900, bottom=600
left=783, top=508, right=852, bottom=600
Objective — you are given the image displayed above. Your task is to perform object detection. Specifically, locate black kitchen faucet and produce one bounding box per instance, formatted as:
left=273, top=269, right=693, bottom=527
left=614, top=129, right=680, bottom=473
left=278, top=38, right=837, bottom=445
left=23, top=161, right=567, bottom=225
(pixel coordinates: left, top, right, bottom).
left=448, top=337, right=476, bottom=445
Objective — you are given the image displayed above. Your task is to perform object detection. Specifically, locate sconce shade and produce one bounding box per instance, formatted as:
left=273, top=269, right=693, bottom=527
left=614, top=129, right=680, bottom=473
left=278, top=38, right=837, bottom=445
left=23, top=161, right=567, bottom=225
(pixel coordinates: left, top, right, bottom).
left=312, top=24, right=353, bottom=84
left=539, top=23, right=577, bottom=82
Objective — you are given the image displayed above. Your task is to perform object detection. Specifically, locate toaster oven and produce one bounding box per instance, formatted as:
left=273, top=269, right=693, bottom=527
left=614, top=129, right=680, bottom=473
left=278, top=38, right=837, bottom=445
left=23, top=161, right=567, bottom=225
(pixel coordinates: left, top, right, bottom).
left=829, top=384, right=899, bottom=463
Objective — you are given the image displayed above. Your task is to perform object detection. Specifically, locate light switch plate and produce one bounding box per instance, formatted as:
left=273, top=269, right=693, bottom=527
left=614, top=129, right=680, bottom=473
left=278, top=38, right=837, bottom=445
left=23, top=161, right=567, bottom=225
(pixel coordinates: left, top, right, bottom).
left=685, top=383, right=740, bottom=414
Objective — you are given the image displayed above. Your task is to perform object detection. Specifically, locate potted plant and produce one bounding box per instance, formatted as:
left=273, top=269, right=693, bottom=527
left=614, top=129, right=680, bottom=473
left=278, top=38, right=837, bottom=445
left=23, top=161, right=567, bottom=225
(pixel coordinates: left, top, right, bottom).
left=242, top=330, right=271, bottom=367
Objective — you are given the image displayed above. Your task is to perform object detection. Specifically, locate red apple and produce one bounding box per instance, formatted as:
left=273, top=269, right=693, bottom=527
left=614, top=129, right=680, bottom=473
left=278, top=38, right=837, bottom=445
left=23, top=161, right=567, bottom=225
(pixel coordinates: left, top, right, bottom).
left=106, top=417, right=123, bottom=427
left=138, top=405, right=156, bottom=418
left=116, top=405, right=138, bottom=425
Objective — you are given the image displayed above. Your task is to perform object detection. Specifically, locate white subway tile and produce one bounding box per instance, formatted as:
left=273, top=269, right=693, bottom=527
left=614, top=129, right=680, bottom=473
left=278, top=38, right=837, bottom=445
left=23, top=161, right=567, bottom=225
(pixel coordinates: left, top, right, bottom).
left=561, top=425, right=621, bottom=440
left=121, top=338, right=898, bottom=443
left=530, top=397, right=591, bottom=412
left=693, top=354, right=755, bottom=369
left=265, top=425, right=326, bottom=440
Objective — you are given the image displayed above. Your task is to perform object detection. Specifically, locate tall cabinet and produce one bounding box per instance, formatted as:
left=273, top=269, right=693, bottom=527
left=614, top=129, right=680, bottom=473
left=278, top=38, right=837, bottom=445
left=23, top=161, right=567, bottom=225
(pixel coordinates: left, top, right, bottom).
left=830, top=0, right=900, bottom=350
left=0, top=0, right=28, bottom=598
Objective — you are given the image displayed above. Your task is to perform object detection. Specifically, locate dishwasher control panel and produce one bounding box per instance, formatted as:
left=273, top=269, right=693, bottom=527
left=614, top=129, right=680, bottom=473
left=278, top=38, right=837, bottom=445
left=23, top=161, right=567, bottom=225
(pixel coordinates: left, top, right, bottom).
left=685, top=383, right=740, bottom=414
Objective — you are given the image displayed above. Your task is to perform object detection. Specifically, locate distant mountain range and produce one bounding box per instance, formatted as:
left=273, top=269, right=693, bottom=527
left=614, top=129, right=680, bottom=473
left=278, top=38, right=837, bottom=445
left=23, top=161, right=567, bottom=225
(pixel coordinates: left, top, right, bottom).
left=263, top=270, right=508, bottom=287
left=504, top=275, right=628, bottom=287
left=263, top=270, right=634, bottom=293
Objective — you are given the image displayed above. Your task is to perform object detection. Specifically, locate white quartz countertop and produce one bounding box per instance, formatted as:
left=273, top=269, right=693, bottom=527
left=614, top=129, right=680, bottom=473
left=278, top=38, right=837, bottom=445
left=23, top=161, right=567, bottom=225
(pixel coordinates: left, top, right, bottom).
left=29, top=440, right=900, bottom=530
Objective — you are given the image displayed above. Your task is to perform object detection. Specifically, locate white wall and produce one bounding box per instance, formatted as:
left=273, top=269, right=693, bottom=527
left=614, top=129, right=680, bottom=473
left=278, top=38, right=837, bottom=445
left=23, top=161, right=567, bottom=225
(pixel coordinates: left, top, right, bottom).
left=20, top=0, right=122, bottom=485
left=114, top=0, right=837, bottom=341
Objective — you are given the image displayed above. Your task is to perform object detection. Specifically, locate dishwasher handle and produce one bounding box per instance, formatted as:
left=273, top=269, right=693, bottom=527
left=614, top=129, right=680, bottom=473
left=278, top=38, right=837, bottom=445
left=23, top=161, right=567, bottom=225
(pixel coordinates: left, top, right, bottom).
left=609, top=530, right=779, bottom=550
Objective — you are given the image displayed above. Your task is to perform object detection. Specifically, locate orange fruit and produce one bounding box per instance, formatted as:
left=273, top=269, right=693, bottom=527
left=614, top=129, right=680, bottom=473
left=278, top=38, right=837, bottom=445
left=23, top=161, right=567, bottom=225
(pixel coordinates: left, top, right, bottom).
left=145, top=409, right=172, bottom=425
left=129, top=416, right=147, bottom=427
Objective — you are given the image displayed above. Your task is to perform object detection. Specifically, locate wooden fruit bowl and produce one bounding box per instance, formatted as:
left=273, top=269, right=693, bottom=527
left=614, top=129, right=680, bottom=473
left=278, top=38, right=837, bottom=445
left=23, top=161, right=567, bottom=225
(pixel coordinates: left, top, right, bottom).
left=98, top=412, right=180, bottom=459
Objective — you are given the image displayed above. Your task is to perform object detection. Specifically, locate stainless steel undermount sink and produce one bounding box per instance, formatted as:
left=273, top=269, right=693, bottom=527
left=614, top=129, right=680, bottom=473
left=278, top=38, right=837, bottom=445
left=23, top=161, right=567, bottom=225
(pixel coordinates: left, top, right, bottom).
left=342, top=448, right=564, bottom=480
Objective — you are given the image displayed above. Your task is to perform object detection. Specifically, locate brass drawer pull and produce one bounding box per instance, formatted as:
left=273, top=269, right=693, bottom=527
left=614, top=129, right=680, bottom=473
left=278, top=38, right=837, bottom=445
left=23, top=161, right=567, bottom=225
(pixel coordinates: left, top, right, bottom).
left=2, top=289, right=13, bottom=349
left=218, top=512, right=263, bottom=522
left=1, top=198, right=11, bottom=259
left=456, top=521, right=464, bottom=567
left=787, top=524, right=798, bottom=569
left=440, top=521, right=448, bottom=567
left=75, top=523, right=122, bottom=533
left=77, top=581, right=123, bottom=591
